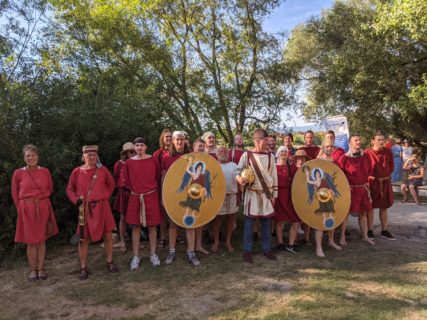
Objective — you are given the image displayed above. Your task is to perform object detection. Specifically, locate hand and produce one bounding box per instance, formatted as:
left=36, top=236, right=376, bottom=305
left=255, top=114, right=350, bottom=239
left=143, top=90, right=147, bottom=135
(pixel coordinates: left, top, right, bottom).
left=236, top=176, right=247, bottom=186
left=75, top=198, right=83, bottom=208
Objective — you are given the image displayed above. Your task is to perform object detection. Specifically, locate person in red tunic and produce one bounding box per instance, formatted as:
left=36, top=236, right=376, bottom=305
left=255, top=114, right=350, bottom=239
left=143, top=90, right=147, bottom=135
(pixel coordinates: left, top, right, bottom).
left=273, top=146, right=300, bottom=253
left=66, top=145, right=118, bottom=280
left=120, top=137, right=162, bottom=270
left=228, top=132, right=245, bottom=164
left=283, top=132, right=297, bottom=158
left=299, top=130, right=321, bottom=160
left=337, top=134, right=375, bottom=246
left=12, top=144, right=59, bottom=281
left=153, top=129, right=172, bottom=248
left=161, top=131, right=201, bottom=266
left=202, top=131, right=218, bottom=160
left=113, top=142, right=135, bottom=252
left=318, top=130, right=345, bottom=162
left=365, top=132, right=395, bottom=240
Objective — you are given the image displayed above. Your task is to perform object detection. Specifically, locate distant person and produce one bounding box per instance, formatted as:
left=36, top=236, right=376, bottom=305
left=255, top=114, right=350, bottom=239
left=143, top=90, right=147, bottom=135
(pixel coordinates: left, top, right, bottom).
left=391, top=138, right=403, bottom=182
left=401, top=154, right=424, bottom=205
left=365, top=132, right=395, bottom=241
left=283, top=132, right=297, bottom=157
left=322, top=130, right=345, bottom=162
left=402, top=139, right=414, bottom=163
left=202, top=131, right=218, bottom=160
left=299, top=130, right=321, bottom=159
left=229, top=132, right=245, bottom=164
left=12, top=144, right=59, bottom=281
left=268, top=134, right=277, bottom=155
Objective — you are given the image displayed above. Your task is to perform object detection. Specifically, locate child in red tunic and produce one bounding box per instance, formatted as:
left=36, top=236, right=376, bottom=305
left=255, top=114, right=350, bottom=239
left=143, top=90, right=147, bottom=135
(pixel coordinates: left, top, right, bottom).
left=66, top=145, right=118, bottom=280
left=12, top=144, right=59, bottom=281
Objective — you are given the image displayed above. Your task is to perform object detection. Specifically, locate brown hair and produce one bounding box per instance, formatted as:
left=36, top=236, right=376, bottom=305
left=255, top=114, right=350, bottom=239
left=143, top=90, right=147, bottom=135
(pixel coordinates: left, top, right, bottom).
left=22, top=144, right=39, bottom=156
left=325, top=130, right=335, bottom=137
left=253, top=128, right=268, bottom=139
left=192, top=138, right=205, bottom=149
left=304, top=130, right=314, bottom=137
left=159, top=129, right=172, bottom=149
left=372, top=131, right=384, bottom=140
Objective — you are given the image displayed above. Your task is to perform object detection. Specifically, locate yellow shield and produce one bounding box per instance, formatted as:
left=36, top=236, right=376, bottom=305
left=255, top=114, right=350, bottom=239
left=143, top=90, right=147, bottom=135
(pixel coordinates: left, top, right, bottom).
left=162, top=152, right=226, bottom=228
left=291, top=159, right=350, bottom=231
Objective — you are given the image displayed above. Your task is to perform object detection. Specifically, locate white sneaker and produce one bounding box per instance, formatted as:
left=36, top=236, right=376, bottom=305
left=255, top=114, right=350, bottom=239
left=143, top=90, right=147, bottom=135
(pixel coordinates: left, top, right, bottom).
left=130, top=256, right=140, bottom=270
left=150, top=253, right=161, bottom=267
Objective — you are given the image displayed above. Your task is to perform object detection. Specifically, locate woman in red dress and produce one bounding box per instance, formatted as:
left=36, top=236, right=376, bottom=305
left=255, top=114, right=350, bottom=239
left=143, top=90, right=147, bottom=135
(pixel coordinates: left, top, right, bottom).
left=12, top=144, right=59, bottom=281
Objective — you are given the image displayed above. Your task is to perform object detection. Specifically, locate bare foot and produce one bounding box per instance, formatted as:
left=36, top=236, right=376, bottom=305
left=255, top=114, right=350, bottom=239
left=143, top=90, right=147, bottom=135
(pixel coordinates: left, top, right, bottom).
left=362, top=237, right=375, bottom=245
left=316, top=249, right=325, bottom=258
left=339, top=239, right=347, bottom=247
left=225, top=243, right=234, bottom=253
left=329, top=242, right=342, bottom=250
left=196, top=247, right=210, bottom=255
left=211, top=242, right=219, bottom=253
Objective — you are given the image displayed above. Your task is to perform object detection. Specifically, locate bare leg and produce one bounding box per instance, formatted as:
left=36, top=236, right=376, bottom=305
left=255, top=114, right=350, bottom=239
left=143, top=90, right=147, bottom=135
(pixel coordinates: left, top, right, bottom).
left=119, top=214, right=126, bottom=250
left=400, top=184, right=408, bottom=201
left=78, top=238, right=90, bottom=268
left=195, top=227, right=209, bottom=254
left=409, top=185, right=420, bottom=204
left=132, top=225, right=141, bottom=257
left=328, top=230, right=341, bottom=250
left=211, top=215, right=222, bottom=252
left=379, top=208, right=388, bottom=231
left=169, top=221, right=177, bottom=250
left=225, top=214, right=236, bottom=252
left=160, top=212, right=168, bottom=242
left=103, top=232, right=114, bottom=263
left=36, top=241, right=47, bottom=272
left=148, top=226, right=157, bottom=254
left=27, top=244, right=38, bottom=277
left=359, top=212, right=375, bottom=245
left=276, top=221, right=284, bottom=244
left=367, top=210, right=374, bottom=231
left=289, top=223, right=299, bottom=246
left=339, top=217, right=348, bottom=246
left=186, top=228, right=196, bottom=253
left=315, top=229, right=325, bottom=257
left=304, top=225, right=311, bottom=244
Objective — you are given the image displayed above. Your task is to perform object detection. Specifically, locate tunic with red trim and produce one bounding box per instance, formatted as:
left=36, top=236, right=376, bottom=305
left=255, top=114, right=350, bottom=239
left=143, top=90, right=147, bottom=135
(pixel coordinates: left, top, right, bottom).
left=299, top=145, right=321, bottom=160
left=337, top=153, right=373, bottom=213
left=364, top=148, right=394, bottom=209
left=273, top=163, right=300, bottom=222
left=228, top=148, right=244, bottom=165
left=112, top=160, right=130, bottom=215
left=66, top=166, right=116, bottom=241
left=12, top=167, right=59, bottom=244
left=120, top=156, right=162, bottom=226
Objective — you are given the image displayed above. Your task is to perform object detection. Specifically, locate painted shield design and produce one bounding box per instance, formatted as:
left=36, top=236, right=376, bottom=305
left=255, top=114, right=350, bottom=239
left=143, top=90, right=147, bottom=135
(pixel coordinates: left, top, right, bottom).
left=291, top=159, right=351, bottom=231
left=162, top=152, right=226, bottom=228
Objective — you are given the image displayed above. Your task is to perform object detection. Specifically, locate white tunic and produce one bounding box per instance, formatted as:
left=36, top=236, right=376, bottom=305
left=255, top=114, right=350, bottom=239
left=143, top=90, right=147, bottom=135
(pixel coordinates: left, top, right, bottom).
left=236, top=151, right=278, bottom=217
left=218, top=162, right=239, bottom=215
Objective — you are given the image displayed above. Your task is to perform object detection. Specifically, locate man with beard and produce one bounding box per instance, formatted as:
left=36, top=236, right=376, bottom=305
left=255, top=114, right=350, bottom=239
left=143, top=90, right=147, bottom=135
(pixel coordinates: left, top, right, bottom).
left=202, top=131, right=218, bottom=160
left=299, top=130, right=321, bottom=160
left=229, top=132, right=245, bottom=165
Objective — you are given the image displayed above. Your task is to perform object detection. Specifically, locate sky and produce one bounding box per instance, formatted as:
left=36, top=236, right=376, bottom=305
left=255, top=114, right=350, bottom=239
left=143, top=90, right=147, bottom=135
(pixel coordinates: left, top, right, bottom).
left=263, top=0, right=335, bottom=129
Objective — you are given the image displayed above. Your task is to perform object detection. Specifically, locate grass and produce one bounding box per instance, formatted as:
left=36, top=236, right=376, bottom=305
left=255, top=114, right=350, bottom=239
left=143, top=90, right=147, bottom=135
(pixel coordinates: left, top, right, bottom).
left=0, top=216, right=426, bottom=320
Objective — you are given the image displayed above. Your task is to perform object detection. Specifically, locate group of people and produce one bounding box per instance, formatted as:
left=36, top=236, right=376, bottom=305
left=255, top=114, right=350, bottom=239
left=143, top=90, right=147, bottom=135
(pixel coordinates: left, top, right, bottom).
left=12, top=127, right=414, bottom=281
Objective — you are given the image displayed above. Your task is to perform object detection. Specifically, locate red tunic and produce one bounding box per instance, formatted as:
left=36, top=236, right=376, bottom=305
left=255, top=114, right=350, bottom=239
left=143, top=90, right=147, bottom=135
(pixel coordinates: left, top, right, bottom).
left=337, top=153, right=373, bottom=213
left=331, top=147, right=345, bottom=163
left=120, top=156, right=162, bottom=226
left=228, top=148, right=244, bottom=164
left=364, top=148, right=394, bottom=209
left=66, top=166, right=116, bottom=241
left=274, top=164, right=300, bottom=223
left=153, top=148, right=169, bottom=164
left=299, top=145, right=321, bottom=160
left=112, top=160, right=130, bottom=215
left=12, top=167, right=59, bottom=244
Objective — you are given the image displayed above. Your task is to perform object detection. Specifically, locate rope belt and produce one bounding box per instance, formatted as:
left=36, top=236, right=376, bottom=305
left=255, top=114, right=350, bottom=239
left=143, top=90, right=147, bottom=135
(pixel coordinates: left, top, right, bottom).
left=131, top=189, right=157, bottom=227
left=23, top=197, right=47, bottom=223
left=375, top=177, right=390, bottom=198
left=350, top=183, right=371, bottom=200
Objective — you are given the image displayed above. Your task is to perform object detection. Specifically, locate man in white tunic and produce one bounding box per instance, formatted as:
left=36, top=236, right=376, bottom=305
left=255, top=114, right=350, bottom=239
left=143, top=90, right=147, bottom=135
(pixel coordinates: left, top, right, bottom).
left=236, top=128, right=278, bottom=263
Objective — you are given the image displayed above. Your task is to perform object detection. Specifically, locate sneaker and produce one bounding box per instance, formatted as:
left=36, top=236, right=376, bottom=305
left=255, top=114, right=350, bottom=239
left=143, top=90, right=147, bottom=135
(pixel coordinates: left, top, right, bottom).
left=286, top=245, right=298, bottom=254
left=165, top=251, right=176, bottom=265
left=381, top=230, right=396, bottom=241
left=186, top=252, right=200, bottom=266
left=367, top=230, right=374, bottom=240
left=263, top=251, right=277, bottom=261
left=130, top=256, right=140, bottom=270
left=150, top=253, right=161, bottom=267
left=243, top=252, right=254, bottom=264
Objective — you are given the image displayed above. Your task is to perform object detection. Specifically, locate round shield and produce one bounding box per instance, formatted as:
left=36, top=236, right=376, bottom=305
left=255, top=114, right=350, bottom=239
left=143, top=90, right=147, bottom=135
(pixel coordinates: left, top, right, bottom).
left=162, top=152, right=226, bottom=228
left=291, top=159, right=350, bottom=231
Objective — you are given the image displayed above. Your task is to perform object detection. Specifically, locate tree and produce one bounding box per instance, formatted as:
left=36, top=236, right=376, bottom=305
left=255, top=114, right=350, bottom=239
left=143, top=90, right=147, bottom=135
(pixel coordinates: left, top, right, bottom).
left=48, top=0, right=291, bottom=143
left=283, top=0, right=427, bottom=150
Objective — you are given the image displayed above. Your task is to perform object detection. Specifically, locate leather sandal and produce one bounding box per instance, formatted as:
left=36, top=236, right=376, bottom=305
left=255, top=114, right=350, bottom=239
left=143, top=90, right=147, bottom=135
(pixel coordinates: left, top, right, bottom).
left=38, top=270, right=48, bottom=280
left=28, top=270, right=38, bottom=282
left=79, top=267, right=89, bottom=281
left=106, top=261, right=118, bottom=273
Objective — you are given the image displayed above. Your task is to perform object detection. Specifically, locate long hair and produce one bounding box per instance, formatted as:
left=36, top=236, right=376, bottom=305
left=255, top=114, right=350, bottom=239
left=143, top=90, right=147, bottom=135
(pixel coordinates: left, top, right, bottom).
left=159, top=129, right=171, bottom=149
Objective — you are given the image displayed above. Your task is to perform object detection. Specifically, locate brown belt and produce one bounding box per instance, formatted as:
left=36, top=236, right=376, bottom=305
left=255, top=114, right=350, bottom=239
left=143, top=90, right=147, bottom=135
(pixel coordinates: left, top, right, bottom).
left=373, top=177, right=390, bottom=198
left=350, top=183, right=371, bottom=200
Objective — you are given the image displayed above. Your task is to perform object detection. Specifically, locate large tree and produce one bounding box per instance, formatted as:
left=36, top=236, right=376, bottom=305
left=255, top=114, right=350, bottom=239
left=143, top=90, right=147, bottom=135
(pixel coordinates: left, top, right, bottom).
left=48, top=0, right=291, bottom=143
left=283, top=0, right=427, bottom=149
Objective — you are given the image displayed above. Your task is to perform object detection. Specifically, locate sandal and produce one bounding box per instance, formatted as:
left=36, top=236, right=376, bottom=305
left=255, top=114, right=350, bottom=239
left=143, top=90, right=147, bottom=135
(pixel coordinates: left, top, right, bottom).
left=106, top=261, right=118, bottom=273
left=28, top=270, right=38, bottom=282
left=401, top=199, right=408, bottom=203
left=157, top=239, right=166, bottom=248
left=79, top=267, right=89, bottom=281
left=120, top=242, right=127, bottom=253
left=38, top=270, right=48, bottom=280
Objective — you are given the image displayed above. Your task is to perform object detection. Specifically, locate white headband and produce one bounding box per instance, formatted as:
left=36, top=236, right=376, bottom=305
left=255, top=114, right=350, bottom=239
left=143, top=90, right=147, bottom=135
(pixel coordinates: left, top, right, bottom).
left=276, top=146, right=289, bottom=159
left=172, top=131, right=186, bottom=139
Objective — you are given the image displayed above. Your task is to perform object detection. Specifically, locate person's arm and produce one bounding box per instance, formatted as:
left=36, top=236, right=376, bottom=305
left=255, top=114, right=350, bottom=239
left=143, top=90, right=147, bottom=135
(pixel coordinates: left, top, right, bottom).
left=66, top=169, right=80, bottom=204
left=409, top=167, right=424, bottom=180
left=403, top=159, right=412, bottom=170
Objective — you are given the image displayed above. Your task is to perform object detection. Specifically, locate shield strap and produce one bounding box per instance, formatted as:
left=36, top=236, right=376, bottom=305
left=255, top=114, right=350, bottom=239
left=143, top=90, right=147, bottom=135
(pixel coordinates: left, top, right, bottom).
left=247, top=151, right=272, bottom=200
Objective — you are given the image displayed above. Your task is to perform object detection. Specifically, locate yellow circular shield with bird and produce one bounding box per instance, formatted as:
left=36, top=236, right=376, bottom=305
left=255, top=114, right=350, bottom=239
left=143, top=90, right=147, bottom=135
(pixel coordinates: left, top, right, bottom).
left=291, top=159, right=350, bottom=231
left=162, top=152, right=226, bottom=228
